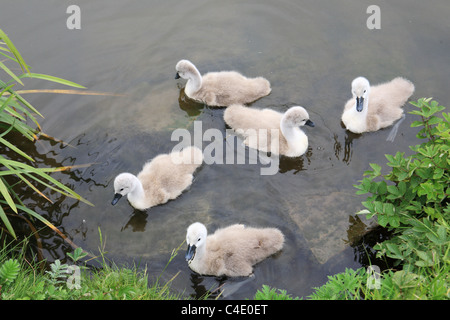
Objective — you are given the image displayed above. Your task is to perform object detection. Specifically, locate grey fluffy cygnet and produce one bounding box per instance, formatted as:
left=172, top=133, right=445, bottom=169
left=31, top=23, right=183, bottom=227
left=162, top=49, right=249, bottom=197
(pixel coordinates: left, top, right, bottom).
left=112, top=146, right=203, bottom=210
left=185, top=222, right=284, bottom=277
left=224, top=104, right=315, bottom=157
left=342, top=76, right=415, bottom=139
left=175, top=59, right=271, bottom=107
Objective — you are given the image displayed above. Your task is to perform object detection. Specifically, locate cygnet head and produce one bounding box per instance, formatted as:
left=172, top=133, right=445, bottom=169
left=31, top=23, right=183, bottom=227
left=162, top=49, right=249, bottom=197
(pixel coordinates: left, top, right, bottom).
left=185, top=222, right=207, bottom=263
left=282, top=106, right=315, bottom=128
left=175, top=59, right=197, bottom=80
left=111, top=173, right=137, bottom=206
left=351, top=77, right=370, bottom=112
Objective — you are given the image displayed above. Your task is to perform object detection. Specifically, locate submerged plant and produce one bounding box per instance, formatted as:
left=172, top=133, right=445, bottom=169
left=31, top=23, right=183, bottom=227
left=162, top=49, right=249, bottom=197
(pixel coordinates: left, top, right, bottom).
left=0, top=28, right=92, bottom=239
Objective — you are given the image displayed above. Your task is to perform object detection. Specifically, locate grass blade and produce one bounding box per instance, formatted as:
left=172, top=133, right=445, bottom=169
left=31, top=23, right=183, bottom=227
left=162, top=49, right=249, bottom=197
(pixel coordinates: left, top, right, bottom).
left=0, top=28, right=30, bottom=74
left=11, top=89, right=126, bottom=97
left=0, top=60, right=23, bottom=85
left=0, top=205, right=16, bottom=239
left=1, top=158, right=94, bottom=206
left=0, top=136, right=34, bottom=162
left=18, top=73, right=86, bottom=89
left=0, top=177, right=17, bottom=213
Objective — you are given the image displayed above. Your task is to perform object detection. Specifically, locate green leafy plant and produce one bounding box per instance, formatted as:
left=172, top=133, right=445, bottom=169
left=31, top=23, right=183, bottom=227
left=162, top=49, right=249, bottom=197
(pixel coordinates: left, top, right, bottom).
left=0, top=28, right=93, bottom=239
left=308, top=268, right=366, bottom=300
left=0, top=258, right=20, bottom=285
left=307, top=265, right=449, bottom=300
left=253, top=284, right=300, bottom=300
left=45, top=259, right=71, bottom=286
left=67, top=247, right=88, bottom=263
left=307, top=100, right=449, bottom=300
left=354, top=98, right=449, bottom=273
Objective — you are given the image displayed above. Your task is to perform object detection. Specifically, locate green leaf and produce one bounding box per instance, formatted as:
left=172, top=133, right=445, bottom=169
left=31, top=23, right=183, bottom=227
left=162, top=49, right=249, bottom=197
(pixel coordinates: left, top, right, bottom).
left=0, top=158, right=93, bottom=206
left=0, top=177, right=17, bottom=213
left=378, top=213, right=389, bottom=227
left=0, top=206, right=16, bottom=239
left=386, top=242, right=404, bottom=259
left=18, top=73, right=86, bottom=89
left=377, top=181, right=387, bottom=195
left=389, top=215, right=400, bottom=228
left=396, top=181, right=406, bottom=196
left=415, top=250, right=434, bottom=266
left=369, top=163, right=382, bottom=176
left=0, top=60, right=23, bottom=85
left=0, top=28, right=30, bottom=74
left=411, top=121, right=424, bottom=128
left=387, top=185, right=400, bottom=199
left=0, top=136, right=34, bottom=162
left=0, top=259, right=20, bottom=285
left=432, top=168, right=444, bottom=179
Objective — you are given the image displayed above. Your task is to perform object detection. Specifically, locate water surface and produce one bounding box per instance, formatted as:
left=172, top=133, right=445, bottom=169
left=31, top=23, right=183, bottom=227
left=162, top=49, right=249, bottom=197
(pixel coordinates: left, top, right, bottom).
left=1, top=0, right=449, bottom=299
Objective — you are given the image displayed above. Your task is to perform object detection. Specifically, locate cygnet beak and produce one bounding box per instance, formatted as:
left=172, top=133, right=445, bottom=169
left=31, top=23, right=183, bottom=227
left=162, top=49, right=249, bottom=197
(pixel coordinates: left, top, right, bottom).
left=356, top=97, right=364, bottom=112
left=305, top=120, right=315, bottom=127
left=185, top=244, right=196, bottom=262
left=111, top=193, right=123, bottom=206
left=175, top=72, right=180, bottom=79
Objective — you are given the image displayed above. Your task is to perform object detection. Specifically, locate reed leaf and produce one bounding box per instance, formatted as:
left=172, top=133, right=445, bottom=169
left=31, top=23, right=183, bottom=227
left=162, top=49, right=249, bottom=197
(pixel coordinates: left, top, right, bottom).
left=0, top=200, right=82, bottom=251
left=0, top=29, right=29, bottom=74
left=0, top=177, right=17, bottom=213
left=0, top=137, right=34, bottom=162
left=0, top=165, right=93, bottom=179
left=0, top=60, right=23, bottom=85
left=0, top=27, right=93, bottom=240
left=0, top=206, right=16, bottom=238
left=1, top=158, right=94, bottom=206
left=0, top=159, right=53, bottom=203
left=17, top=73, right=86, bottom=89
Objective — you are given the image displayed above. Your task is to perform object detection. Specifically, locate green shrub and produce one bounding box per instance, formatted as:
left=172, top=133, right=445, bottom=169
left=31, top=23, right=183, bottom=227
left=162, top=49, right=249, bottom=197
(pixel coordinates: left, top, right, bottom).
left=307, top=98, right=449, bottom=300
left=308, top=268, right=366, bottom=300
left=307, top=265, right=449, bottom=300
left=355, top=98, right=449, bottom=273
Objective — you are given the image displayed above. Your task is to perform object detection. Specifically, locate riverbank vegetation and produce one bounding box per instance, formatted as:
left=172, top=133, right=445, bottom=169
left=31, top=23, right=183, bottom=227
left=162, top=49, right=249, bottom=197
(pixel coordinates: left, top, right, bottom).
left=0, top=229, right=182, bottom=300
left=306, top=97, right=449, bottom=299
left=0, top=28, right=92, bottom=244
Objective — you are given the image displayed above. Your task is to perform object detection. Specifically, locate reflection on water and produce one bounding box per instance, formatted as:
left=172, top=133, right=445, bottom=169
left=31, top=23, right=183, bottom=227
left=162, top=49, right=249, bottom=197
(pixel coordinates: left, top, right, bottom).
left=1, top=0, right=449, bottom=299
left=121, top=211, right=148, bottom=232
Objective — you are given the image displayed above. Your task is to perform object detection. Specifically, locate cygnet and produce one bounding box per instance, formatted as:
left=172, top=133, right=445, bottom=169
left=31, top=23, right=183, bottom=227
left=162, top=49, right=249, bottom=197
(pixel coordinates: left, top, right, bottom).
left=185, top=222, right=284, bottom=277
left=224, top=104, right=315, bottom=157
left=342, top=76, right=415, bottom=137
left=175, top=59, right=271, bottom=107
left=112, top=146, right=203, bottom=210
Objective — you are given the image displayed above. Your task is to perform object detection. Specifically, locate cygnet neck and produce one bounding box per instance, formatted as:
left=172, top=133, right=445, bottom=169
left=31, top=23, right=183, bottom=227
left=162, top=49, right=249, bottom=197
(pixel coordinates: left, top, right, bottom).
left=127, top=176, right=146, bottom=207
left=189, top=243, right=206, bottom=272
left=280, top=120, right=304, bottom=144
left=196, top=243, right=206, bottom=260
left=185, top=65, right=203, bottom=95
